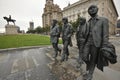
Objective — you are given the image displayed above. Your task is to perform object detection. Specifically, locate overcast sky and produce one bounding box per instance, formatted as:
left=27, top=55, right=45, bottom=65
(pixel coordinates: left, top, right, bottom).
left=0, top=0, right=120, bottom=33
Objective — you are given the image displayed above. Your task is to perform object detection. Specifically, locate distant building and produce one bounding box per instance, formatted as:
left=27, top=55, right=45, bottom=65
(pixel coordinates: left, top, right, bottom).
left=28, top=21, right=34, bottom=30
left=116, top=19, right=120, bottom=34
left=62, top=0, right=118, bottom=35
left=117, top=19, right=120, bottom=28
left=42, top=0, right=62, bottom=27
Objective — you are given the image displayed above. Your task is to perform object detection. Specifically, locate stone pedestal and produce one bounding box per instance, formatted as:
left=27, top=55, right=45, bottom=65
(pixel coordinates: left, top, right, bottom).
left=5, top=24, right=19, bottom=34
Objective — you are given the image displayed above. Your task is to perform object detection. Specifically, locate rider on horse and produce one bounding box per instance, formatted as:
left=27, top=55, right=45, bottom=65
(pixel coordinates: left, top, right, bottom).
left=3, top=15, right=16, bottom=25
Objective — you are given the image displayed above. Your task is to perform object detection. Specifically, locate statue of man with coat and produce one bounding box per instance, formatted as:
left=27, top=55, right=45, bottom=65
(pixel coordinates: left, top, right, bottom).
left=76, top=17, right=87, bottom=64
left=50, top=19, right=61, bottom=59
left=61, top=17, right=73, bottom=62
left=82, top=5, right=110, bottom=80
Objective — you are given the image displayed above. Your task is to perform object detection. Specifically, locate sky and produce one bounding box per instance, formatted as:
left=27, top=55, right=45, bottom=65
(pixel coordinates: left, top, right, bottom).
left=0, top=0, right=120, bottom=33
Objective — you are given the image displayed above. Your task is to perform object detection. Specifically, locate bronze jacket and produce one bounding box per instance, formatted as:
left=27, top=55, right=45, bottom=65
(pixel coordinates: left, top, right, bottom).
left=82, top=16, right=109, bottom=47
left=50, top=25, right=60, bottom=43
left=62, top=23, right=73, bottom=44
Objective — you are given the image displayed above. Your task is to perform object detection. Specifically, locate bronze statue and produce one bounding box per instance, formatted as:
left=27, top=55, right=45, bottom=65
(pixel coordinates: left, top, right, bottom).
left=61, top=17, right=73, bottom=62
left=76, top=17, right=87, bottom=64
left=50, top=19, right=61, bottom=58
left=81, top=5, right=110, bottom=80
left=3, top=15, right=16, bottom=25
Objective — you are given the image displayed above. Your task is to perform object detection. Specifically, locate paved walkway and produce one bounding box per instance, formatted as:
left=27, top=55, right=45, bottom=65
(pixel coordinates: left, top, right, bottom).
left=0, top=47, right=57, bottom=80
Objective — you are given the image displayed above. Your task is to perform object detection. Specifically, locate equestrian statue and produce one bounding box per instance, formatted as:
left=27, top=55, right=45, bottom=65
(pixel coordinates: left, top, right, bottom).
left=3, top=15, right=16, bottom=25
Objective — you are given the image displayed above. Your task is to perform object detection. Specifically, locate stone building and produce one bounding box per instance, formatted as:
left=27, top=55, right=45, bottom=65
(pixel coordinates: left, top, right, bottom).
left=116, top=19, right=120, bottom=34
left=42, top=0, right=62, bottom=27
left=28, top=21, right=34, bottom=30
left=62, top=0, right=118, bottom=35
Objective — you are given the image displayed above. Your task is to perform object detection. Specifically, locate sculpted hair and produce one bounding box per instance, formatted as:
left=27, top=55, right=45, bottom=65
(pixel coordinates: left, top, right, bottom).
left=52, top=19, right=58, bottom=24
left=62, top=17, right=68, bottom=23
left=88, top=5, right=98, bottom=12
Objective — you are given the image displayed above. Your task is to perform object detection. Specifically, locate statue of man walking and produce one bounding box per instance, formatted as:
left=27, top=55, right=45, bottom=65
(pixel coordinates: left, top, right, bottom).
left=50, top=19, right=61, bottom=59
left=82, top=5, right=109, bottom=80
left=76, top=17, right=86, bottom=64
left=61, top=17, right=73, bottom=62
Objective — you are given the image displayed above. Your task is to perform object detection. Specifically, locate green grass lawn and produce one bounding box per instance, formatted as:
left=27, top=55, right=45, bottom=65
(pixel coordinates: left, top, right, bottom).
left=0, top=34, right=62, bottom=49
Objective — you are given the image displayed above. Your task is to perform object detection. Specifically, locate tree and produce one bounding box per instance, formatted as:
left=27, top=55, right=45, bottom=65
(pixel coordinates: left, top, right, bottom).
left=71, top=14, right=80, bottom=31
left=35, top=26, right=42, bottom=33
left=26, top=30, right=36, bottom=33
left=42, top=25, right=50, bottom=35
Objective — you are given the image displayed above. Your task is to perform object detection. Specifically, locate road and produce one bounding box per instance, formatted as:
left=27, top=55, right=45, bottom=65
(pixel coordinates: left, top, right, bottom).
left=0, top=48, right=57, bottom=80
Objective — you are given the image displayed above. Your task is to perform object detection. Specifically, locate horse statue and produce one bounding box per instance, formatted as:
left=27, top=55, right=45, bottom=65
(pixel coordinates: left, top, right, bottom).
left=3, top=15, right=16, bottom=25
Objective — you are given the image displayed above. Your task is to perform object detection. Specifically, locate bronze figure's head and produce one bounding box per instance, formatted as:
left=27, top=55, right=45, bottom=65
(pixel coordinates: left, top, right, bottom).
left=79, top=17, right=86, bottom=25
left=62, top=17, right=68, bottom=24
left=52, top=19, right=58, bottom=27
left=88, top=5, right=98, bottom=17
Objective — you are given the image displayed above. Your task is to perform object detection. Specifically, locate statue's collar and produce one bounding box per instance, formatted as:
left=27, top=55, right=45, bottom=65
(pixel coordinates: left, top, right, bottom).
left=88, top=15, right=100, bottom=22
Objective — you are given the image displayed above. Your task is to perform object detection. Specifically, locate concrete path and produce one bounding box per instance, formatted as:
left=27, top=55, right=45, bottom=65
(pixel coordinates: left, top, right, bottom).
left=0, top=47, right=57, bottom=80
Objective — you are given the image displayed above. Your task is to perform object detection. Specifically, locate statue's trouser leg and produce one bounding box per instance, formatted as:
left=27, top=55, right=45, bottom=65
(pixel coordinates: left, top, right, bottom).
left=69, top=38, right=73, bottom=46
left=83, top=43, right=90, bottom=71
left=55, top=42, right=61, bottom=54
left=78, top=44, right=84, bottom=64
left=61, top=41, right=69, bottom=61
left=66, top=47, right=69, bottom=56
left=88, top=45, right=99, bottom=79
left=64, top=41, right=69, bottom=56
left=56, top=43, right=61, bottom=52
left=52, top=43, right=58, bottom=58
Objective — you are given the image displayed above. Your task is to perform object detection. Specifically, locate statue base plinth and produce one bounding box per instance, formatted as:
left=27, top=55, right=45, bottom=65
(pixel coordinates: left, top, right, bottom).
left=5, top=24, right=19, bottom=34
